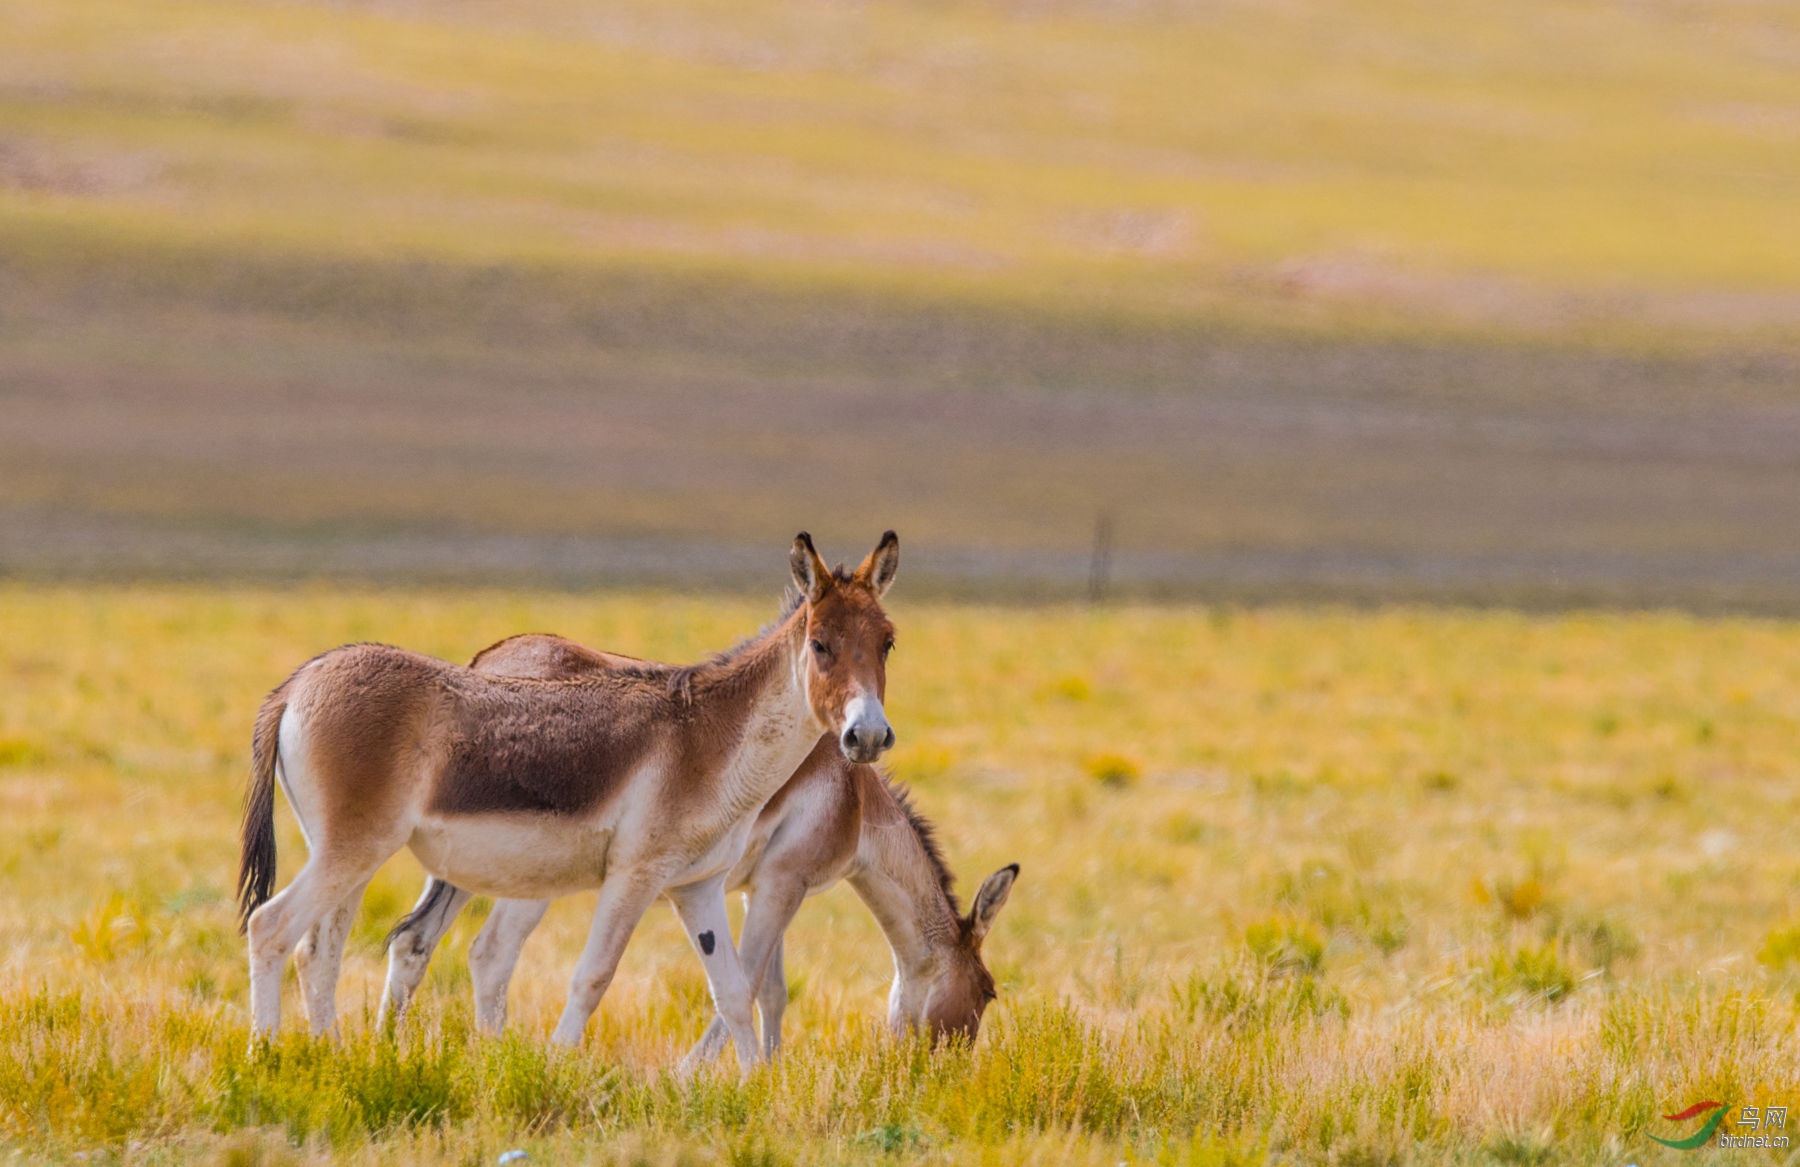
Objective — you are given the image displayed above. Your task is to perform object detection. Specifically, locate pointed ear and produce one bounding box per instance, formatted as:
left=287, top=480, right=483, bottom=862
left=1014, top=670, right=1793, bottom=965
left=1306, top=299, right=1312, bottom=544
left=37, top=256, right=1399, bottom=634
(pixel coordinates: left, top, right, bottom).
left=851, top=530, right=900, bottom=597
left=967, top=863, right=1018, bottom=944
left=790, top=532, right=832, bottom=603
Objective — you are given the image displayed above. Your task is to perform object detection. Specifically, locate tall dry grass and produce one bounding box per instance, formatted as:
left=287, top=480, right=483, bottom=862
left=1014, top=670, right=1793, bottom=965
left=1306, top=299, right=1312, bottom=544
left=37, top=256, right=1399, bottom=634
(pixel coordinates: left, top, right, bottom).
left=4, top=585, right=1800, bottom=1161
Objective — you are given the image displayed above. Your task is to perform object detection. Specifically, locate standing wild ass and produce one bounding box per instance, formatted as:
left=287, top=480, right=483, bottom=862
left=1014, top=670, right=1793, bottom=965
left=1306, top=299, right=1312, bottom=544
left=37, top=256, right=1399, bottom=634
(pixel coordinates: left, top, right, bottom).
left=380, top=633, right=1019, bottom=1061
left=238, top=532, right=900, bottom=1068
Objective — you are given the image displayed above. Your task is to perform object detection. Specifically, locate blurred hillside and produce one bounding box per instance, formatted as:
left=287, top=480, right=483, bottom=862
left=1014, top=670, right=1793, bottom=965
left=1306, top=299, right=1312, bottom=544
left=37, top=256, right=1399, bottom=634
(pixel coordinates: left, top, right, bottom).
left=5, top=0, right=1800, bottom=604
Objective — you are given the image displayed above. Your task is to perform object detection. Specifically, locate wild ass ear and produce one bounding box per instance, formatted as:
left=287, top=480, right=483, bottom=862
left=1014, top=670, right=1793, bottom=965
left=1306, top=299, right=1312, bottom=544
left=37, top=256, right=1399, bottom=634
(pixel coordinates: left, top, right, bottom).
left=967, top=863, right=1018, bottom=944
left=790, top=532, right=833, bottom=603
left=851, top=530, right=900, bottom=597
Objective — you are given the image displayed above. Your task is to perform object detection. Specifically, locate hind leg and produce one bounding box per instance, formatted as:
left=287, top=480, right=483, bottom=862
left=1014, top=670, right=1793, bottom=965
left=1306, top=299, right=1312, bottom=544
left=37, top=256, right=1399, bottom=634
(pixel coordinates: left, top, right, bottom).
left=294, top=876, right=371, bottom=1036
left=380, top=879, right=473, bottom=1029
left=248, top=854, right=387, bottom=1036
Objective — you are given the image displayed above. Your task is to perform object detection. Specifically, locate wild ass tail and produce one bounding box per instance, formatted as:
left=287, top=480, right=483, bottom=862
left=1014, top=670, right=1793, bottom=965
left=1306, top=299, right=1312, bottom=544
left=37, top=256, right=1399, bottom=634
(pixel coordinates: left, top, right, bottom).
left=238, top=679, right=290, bottom=933
left=384, top=877, right=461, bottom=950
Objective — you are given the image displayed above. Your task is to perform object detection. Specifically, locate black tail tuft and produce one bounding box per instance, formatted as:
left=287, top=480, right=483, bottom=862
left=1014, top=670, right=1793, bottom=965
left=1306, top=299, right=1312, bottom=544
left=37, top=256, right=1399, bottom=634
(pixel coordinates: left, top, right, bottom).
left=384, top=878, right=462, bottom=950
left=237, top=681, right=288, bottom=933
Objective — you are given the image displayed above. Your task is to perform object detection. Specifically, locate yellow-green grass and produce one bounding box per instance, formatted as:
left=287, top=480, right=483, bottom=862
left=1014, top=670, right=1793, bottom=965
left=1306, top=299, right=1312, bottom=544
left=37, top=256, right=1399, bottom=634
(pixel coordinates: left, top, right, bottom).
left=5, top=585, right=1800, bottom=1162
left=5, top=0, right=1800, bottom=346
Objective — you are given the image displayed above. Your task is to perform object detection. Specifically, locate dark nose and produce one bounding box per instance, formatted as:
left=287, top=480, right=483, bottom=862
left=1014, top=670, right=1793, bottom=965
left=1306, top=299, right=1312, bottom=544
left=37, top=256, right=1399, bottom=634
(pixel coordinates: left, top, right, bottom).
left=840, top=724, right=896, bottom=759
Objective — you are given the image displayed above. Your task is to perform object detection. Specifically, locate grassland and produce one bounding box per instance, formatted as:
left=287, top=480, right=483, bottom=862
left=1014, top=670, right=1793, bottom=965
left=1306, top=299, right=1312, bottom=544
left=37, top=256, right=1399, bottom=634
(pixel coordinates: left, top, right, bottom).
left=7, top=0, right=1800, bottom=340
left=5, top=585, right=1800, bottom=1163
left=7, top=0, right=1800, bottom=602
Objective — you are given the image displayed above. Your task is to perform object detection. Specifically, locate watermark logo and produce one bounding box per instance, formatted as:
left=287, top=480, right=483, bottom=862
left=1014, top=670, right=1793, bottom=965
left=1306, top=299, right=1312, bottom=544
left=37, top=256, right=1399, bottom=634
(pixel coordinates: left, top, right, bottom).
left=1647, top=1101, right=1788, bottom=1150
left=1648, top=1102, right=1728, bottom=1150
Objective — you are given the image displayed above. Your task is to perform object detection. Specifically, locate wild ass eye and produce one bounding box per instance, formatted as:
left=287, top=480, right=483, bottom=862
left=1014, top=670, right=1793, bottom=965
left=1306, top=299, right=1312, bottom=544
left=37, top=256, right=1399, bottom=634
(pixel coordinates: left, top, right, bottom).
left=881, top=638, right=895, bottom=659
left=810, top=639, right=830, bottom=660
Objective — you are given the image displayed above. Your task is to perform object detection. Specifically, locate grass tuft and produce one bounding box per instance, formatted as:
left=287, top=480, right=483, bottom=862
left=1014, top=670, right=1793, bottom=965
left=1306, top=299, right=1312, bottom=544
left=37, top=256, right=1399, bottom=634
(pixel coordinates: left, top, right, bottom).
left=1487, top=946, right=1578, bottom=1005
left=1083, top=753, right=1141, bottom=789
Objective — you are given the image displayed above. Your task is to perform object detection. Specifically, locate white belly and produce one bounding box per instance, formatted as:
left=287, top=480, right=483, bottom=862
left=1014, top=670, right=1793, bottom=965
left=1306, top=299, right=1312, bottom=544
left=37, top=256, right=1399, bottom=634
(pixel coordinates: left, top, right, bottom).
left=408, top=812, right=611, bottom=899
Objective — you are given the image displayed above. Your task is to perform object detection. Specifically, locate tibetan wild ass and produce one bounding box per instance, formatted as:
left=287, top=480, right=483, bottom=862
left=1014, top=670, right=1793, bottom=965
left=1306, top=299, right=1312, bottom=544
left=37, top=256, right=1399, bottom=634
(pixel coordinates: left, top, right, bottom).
left=380, top=633, right=1018, bottom=1061
left=237, top=532, right=900, bottom=1068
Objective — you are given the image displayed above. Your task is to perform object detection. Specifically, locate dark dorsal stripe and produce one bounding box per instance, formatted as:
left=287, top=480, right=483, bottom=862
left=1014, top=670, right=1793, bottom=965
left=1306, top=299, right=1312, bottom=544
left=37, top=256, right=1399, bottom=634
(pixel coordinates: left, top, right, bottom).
left=616, top=591, right=808, bottom=704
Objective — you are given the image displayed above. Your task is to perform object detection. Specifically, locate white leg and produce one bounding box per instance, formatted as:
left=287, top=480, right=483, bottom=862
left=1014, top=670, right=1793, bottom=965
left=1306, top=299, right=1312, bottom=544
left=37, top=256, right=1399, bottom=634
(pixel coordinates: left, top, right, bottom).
left=741, top=883, right=804, bottom=1057
left=379, top=878, right=473, bottom=1029
left=247, top=854, right=384, bottom=1036
left=293, top=920, right=326, bottom=1029
left=756, top=937, right=788, bottom=1060
left=690, top=1015, right=732, bottom=1065
left=684, top=881, right=805, bottom=1065
left=468, top=898, right=550, bottom=1034
left=550, top=872, right=665, bottom=1046
left=294, top=876, right=371, bottom=1036
left=667, top=876, right=762, bottom=1073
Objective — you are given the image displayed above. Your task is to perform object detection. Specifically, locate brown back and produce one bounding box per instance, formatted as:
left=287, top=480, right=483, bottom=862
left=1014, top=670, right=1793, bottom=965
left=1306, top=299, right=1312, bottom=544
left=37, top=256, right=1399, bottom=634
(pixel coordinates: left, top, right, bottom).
left=469, top=635, right=640, bottom=678
left=428, top=672, right=666, bottom=816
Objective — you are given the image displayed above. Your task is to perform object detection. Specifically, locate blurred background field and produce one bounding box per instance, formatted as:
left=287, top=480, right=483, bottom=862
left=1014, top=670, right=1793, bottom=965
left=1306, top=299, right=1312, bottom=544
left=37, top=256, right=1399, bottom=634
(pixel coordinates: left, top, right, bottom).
left=10, top=2, right=1800, bottom=1161
left=6, top=587, right=1800, bottom=1162
left=5, top=0, right=1800, bottom=603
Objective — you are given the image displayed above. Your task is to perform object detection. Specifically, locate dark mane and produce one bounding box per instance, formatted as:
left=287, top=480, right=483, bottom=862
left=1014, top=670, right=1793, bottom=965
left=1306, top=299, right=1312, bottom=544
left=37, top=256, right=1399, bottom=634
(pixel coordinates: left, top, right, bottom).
left=881, top=774, right=960, bottom=914
left=614, top=588, right=808, bottom=702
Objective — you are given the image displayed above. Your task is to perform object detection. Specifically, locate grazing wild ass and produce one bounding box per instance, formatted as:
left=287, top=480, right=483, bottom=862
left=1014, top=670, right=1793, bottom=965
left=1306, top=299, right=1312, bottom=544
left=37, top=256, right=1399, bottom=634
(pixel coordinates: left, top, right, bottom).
left=238, top=532, right=900, bottom=1068
left=380, top=633, right=1019, bottom=1061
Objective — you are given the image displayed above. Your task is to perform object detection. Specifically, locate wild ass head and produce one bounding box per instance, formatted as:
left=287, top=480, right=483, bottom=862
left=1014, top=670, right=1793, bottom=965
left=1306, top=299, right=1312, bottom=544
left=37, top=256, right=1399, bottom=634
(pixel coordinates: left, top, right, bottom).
left=790, top=531, right=900, bottom=765
left=915, top=863, right=1018, bottom=1042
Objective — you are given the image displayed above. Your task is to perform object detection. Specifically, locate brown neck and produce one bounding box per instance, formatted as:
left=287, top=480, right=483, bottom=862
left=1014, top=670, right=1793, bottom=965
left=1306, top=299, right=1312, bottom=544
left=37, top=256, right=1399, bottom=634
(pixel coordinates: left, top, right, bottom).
left=688, top=603, right=821, bottom=819
left=847, top=774, right=965, bottom=1014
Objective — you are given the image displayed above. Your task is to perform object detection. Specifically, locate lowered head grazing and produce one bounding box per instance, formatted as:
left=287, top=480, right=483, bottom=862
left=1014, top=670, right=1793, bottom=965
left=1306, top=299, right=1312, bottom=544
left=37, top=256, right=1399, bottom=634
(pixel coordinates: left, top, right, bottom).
left=791, top=530, right=900, bottom=764
left=920, top=863, right=1018, bottom=1042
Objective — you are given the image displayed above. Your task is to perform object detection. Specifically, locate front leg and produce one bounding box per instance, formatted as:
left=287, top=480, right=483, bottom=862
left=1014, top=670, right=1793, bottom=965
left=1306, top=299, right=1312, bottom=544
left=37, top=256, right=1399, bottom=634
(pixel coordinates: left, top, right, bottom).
left=740, top=880, right=806, bottom=1057
left=755, top=936, right=788, bottom=1060
left=468, top=898, right=551, bottom=1034
left=666, top=875, right=762, bottom=1073
left=551, top=872, right=665, bottom=1046
left=686, top=879, right=807, bottom=1065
